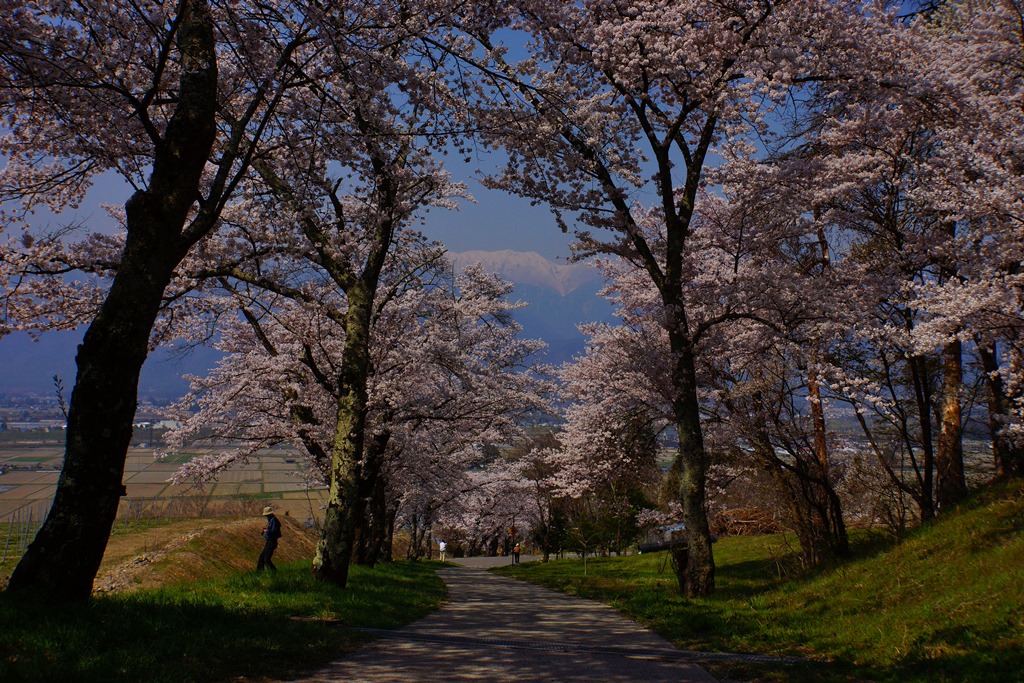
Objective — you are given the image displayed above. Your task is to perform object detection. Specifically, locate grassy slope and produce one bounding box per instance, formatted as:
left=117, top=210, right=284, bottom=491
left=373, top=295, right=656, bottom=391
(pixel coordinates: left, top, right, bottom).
left=496, top=480, right=1024, bottom=682
left=94, top=515, right=320, bottom=592
left=0, top=518, right=446, bottom=682
left=2, top=515, right=320, bottom=589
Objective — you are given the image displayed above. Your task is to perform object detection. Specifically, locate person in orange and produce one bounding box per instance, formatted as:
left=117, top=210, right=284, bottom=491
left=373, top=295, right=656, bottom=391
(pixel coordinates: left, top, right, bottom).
left=512, top=542, right=521, bottom=564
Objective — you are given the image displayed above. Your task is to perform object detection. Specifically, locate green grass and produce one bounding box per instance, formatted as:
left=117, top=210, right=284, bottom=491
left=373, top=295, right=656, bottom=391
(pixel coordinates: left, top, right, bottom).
left=0, top=560, right=447, bottom=682
left=495, top=480, right=1024, bottom=682
left=155, top=453, right=194, bottom=464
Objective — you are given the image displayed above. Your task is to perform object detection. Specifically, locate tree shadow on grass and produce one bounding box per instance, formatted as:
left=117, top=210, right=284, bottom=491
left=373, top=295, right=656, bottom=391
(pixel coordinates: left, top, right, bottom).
left=0, top=561, right=445, bottom=683
left=0, top=590, right=364, bottom=682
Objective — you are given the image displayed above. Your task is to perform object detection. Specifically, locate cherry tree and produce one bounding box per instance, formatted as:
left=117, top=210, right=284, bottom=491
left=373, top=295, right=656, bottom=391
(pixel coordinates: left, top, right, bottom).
left=500, top=434, right=565, bottom=561
left=410, top=453, right=531, bottom=559
left=701, top=19, right=955, bottom=525
left=911, top=0, right=1024, bottom=480
left=557, top=209, right=853, bottom=567
left=351, top=261, right=547, bottom=563
left=0, top=0, right=321, bottom=599
left=698, top=0, right=1024, bottom=536
left=555, top=322, right=670, bottom=482
left=3, top=0, right=510, bottom=592
left=671, top=179, right=857, bottom=564
left=811, top=23, right=976, bottom=511
left=193, top=3, right=520, bottom=586
left=166, top=245, right=547, bottom=570
left=1, top=0, right=505, bottom=597
left=456, top=0, right=871, bottom=595
left=751, top=0, right=1024, bottom=518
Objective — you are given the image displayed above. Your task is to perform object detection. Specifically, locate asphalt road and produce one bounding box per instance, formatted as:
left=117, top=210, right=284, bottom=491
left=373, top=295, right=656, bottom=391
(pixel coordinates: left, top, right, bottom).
left=281, top=561, right=719, bottom=682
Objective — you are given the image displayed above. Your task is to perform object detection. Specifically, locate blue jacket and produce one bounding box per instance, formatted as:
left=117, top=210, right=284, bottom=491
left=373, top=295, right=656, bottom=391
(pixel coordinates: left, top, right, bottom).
left=264, top=515, right=281, bottom=541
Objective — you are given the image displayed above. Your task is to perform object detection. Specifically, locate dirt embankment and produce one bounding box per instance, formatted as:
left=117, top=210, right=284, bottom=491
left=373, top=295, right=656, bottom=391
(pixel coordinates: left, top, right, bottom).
left=94, top=513, right=320, bottom=593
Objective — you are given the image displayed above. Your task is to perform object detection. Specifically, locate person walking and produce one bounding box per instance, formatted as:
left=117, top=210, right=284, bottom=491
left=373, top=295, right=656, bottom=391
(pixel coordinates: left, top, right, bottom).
left=439, top=540, right=447, bottom=562
left=512, top=542, right=521, bottom=564
left=258, top=506, right=282, bottom=571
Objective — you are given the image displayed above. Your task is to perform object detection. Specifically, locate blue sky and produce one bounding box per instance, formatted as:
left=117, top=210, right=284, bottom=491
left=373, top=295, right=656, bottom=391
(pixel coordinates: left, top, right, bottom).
left=423, top=176, right=576, bottom=260
left=0, top=157, right=581, bottom=396
left=25, top=155, right=578, bottom=260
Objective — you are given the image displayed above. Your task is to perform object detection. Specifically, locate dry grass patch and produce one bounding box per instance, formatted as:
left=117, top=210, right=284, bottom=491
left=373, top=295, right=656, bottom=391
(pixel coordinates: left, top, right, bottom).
left=95, top=514, right=317, bottom=593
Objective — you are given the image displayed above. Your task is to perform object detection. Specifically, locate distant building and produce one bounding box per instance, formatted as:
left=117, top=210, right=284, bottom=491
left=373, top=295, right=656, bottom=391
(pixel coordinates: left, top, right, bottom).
left=132, top=419, right=179, bottom=430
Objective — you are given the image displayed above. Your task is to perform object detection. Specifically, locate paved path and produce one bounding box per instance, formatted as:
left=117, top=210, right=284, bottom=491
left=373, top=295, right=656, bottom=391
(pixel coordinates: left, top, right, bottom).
left=286, top=558, right=719, bottom=682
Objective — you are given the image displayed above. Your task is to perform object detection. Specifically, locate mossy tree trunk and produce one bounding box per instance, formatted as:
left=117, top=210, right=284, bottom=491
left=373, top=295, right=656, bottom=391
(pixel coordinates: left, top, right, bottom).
left=312, top=288, right=374, bottom=586
left=6, top=0, right=218, bottom=601
left=669, top=338, right=715, bottom=597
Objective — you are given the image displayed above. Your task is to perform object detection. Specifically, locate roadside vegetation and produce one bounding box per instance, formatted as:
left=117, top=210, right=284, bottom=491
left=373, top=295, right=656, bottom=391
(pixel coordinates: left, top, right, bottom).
left=0, top=521, right=446, bottom=682
left=495, top=480, right=1024, bottom=683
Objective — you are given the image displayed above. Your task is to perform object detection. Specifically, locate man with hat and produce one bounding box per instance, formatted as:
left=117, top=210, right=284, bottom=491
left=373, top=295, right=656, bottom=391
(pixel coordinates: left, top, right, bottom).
left=258, top=506, right=282, bottom=571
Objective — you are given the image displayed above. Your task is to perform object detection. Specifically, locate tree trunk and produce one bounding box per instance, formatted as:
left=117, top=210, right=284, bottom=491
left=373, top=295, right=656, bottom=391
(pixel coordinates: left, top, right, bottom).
left=363, top=472, right=390, bottom=565
left=909, top=355, right=937, bottom=520
left=407, top=515, right=421, bottom=560
left=979, top=343, right=1024, bottom=479
left=383, top=502, right=398, bottom=562
left=936, top=339, right=967, bottom=509
left=671, top=343, right=715, bottom=597
left=669, top=546, right=689, bottom=594
left=807, top=365, right=829, bottom=475
left=311, top=291, right=374, bottom=586
left=801, top=369, right=849, bottom=562
left=355, top=430, right=390, bottom=565
left=769, top=464, right=811, bottom=568
left=7, top=1, right=217, bottom=601
left=755, top=435, right=848, bottom=569
left=407, top=513, right=431, bottom=560
left=8, top=263, right=169, bottom=599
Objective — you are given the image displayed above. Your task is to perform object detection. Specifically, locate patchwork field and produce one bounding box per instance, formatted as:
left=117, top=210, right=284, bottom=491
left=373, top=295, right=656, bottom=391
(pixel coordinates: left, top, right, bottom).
left=0, top=442, right=328, bottom=523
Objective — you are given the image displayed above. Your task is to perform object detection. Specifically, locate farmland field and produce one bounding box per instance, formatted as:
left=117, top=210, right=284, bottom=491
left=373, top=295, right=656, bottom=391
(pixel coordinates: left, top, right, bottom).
left=0, top=437, right=328, bottom=524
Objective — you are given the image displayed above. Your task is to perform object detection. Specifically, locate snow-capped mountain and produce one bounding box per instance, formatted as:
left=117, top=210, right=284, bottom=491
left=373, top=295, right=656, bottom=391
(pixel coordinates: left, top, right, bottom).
left=447, top=250, right=615, bottom=365
left=447, top=250, right=601, bottom=297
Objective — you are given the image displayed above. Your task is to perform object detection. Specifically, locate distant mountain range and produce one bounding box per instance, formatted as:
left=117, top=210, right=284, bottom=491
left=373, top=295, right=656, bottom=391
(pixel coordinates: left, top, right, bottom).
left=447, top=250, right=614, bottom=365
left=0, top=251, right=615, bottom=397
left=447, top=249, right=601, bottom=297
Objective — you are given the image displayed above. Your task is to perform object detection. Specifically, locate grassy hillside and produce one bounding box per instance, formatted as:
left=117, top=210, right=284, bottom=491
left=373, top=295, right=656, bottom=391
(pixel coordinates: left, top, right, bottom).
left=93, top=514, right=320, bottom=592
left=496, top=480, right=1024, bottom=682
left=0, top=516, right=446, bottom=682
left=2, top=513, right=319, bottom=589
